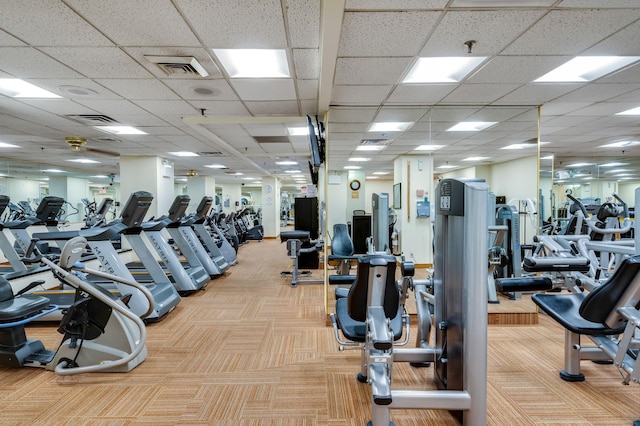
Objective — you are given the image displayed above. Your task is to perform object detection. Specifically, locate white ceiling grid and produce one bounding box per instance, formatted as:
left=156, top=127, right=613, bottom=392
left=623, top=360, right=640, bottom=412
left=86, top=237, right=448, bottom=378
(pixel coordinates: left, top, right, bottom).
left=0, top=1, right=636, bottom=186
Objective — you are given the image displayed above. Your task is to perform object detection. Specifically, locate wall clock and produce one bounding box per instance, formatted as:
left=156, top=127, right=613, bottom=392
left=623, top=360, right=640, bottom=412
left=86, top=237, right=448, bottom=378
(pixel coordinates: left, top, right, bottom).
left=349, top=179, right=361, bottom=191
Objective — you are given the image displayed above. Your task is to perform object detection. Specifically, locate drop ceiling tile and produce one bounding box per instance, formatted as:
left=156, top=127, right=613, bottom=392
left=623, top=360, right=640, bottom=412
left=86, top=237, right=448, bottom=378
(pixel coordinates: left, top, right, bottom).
left=554, top=83, right=640, bottom=103
left=584, top=20, right=640, bottom=56
left=108, top=114, right=170, bottom=127
left=297, top=80, right=318, bottom=100
left=607, top=88, right=640, bottom=103
left=329, top=123, right=369, bottom=133
left=540, top=102, right=593, bottom=116
left=387, top=84, right=457, bottom=104
left=293, top=49, right=320, bottom=79
left=339, top=11, right=441, bottom=57
left=246, top=101, right=299, bottom=115
left=260, top=142, right=293, bottom=154
left=65, top=0, right=200, bottom=47
left=441, top=84, right=521, bottom=104
left=300, top=100, right=317, bottom=115
left=345, top=0, right=448, bottom=9
left=185, top=101, right=250, bottom=116
left=96, top=79, right=180, bottom=100
left=0, top=29, right=26, bottom=46
left=175, top=0, right=287, bottom=48
left=558, top=0, right=640, bottom=7
left=332, top=85, right=392, bottom=105
left=375, top=108, right=427, bottom=122
left=40, top=47, right=153, bottom=79
left=467, top=56, right=571, bottom=85
left=74, top=99, right=151, bottom=116
left=566, top=102, right=640, bottom=117
left=421, top=10, right=544, bottom=57
left=334, top=58, right=412, bottom=85
left=162, top=79, right=239, bottom=101
left=132, top=100, right=197, bottom=116
left=230, top=79, right=296, bottom=101
left=287, top=0, right=320, bottom=49
left=503, top=9, right=640, bottom=55
left=329, top=108, right=377, bottom=123
left=0, top=47, right=82, bottom=78
left=0, top=1, right=113, bottom=46
left=493, top=83, right=583, bottom=105
left=17, top=99, right=99, bottom=115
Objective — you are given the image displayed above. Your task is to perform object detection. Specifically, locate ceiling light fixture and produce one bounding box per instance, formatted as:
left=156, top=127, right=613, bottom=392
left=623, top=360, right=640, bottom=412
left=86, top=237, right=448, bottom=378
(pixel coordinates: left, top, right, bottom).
left=276, top=160, right=298, bottom=165
left=535, top=56, right=640, bottom=82
left=600, top=140, right=640, bottom=148
left=213, top=49, right=290, bottom=78
left=462, top=156, right=489, bottom=162
left=205, top=164, right=227, bottom=169
left=373, top=171, right=389, bottom=175
left=348, top=157, right=371, bottom=162
left=95, top=125, right=147, bottom=135
left=616, top=106, right=640, bottom=116
left=414, top=145, right=444, bottom=151
left=0, top=79, right=61, bottom=98
left=447, top=122, right=497, bottom=132
left=169, top=151, right=199, bottom=157
left=357, top=145, right=385, bottom=151
left=437, top=164, right=457, bottom=169
left=67, top=158, right=100, bottom=164
left=566, top=162, right=594, bottom=167
left=43, top=169, right=65, bottom=173
left=403, top=57, right=487, bottom=83
left=287, top=127, right=308, bottom=136
left=0, top=142, right=19, bottom=148
left=344, top=166, right=361, bottom=170
left=369, top=122, right=412, bottom=132
left=600, top=162, right=627, bottom=167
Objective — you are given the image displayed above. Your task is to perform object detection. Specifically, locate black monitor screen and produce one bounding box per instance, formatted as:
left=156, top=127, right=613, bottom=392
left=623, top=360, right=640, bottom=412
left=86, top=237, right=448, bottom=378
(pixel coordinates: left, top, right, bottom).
left=168, top=195, right=190, bottom=222
left=120, top=191, right=153, bottom=227
left=307, top=115, right=321, bottom=171
left=96, top=198, right=114, bottom=216
left=35, top=196, right=65, bottom=222
left=195, top=196, right=213, bottom=219
left=0, top=195, right=9, bottom=216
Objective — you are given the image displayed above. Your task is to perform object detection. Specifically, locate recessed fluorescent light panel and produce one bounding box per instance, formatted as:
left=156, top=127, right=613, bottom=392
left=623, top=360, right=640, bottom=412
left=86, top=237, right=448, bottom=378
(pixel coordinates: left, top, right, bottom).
left=447, top=122, right=497, bottom=132
left=0, top=142, right=19, bottom=148
left=169, top=151, right=199, bottom=157
left=535, top=56, right=640, bottom=82
left=414, top=145, right=444, bottom=151
left=403, top=57, right=487, bottom=83
left=213, top=49, right=290, bottom=78
left=600, top=162, right=627, bottom=167
left=437, top=165, right=457, bottom=169
left=369, top=122, right=412, bottom=132
left=287, top=127, right=308, bottom=136
left=566, top=162, right=594, bottom=167
left=616, top=106, right=640, bottom=116
left=276, top=161, right=298, bottom=165
left=67, top=158, right=100, bottom=164
left=373, top=172, right=389, bottom=175
left=0, top=79, right=61, bottom=98
left=205, top=164, right=227, bottom=169
left=95, top=126, right=147, bottom=135
left=600, top=140, right=640, bottom=148
left=462, top=157, right=489, bottom=162
left=344, top=166, right=361, bottom=170
left=357, top=145, right=385, bottom=151
left=349, top=157, right=371, bottom=162
left=501, top=143, right=538, bottom=150
left=43, top=169, right=65, bottom=173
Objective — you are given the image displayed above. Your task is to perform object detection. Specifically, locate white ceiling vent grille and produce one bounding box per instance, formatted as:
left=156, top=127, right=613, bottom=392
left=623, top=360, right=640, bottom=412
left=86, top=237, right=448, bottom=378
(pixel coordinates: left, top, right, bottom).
left=66, top=114, right=119, bottom=125
left=144, top=55, right=209, bottom=77
left=198, top=151, right=225, bottom=157
left=253, top=136, right=290, bottom=144
left=359, top=138, right=389, bottom=146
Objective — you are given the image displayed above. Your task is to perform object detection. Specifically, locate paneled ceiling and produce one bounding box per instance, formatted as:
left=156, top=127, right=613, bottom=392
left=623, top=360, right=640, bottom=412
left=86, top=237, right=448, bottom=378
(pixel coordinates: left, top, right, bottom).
left=0, top=0, right=639, bottom=187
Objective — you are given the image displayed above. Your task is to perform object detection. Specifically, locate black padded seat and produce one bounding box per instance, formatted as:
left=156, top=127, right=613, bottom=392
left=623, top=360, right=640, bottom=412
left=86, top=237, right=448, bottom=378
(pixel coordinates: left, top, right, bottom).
left=0, top=277, right=50, bottom=323
left=533, top=255, right=640, bottom=335
left=335, top=297, right=404, bottom=342
left=280, top=230, right=311, bottom=243
left=523, top=256, right=590, bottom=272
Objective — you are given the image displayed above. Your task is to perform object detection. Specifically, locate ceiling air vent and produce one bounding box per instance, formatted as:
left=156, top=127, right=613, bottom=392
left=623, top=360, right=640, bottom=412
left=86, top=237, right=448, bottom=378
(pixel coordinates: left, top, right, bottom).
left=359, top=138, right=389, bottom=146
left=253, top=136, right=290, bottom=144
left=66, top=114, right=119, bottom=125
left=144, top=55, right=209, bottom=77
left=198, top=151, right=225, bottom=157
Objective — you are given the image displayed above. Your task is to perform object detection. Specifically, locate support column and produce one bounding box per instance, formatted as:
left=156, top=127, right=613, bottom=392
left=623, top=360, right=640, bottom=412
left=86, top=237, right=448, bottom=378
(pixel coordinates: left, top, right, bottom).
left=187, top=176, right=216, bottom=209
left=221, top=183, right=242, bottom=214
left=394, top=155, right=434, bottom=265
left=261, top=176, right=279, bottom=238
left=48, top=176, right=90, bottom=223
left=120, top=156, right=174, bottom=219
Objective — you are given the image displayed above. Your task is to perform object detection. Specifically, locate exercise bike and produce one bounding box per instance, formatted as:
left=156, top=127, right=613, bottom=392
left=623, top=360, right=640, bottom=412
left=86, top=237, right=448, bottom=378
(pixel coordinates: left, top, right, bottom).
left=0, top=236, right=154, bottom=375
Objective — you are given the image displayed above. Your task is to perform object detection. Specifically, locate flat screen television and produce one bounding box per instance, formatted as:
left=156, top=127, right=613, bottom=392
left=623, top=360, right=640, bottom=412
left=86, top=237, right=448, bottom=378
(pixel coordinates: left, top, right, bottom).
left=307, top=115, right=322, bottom=172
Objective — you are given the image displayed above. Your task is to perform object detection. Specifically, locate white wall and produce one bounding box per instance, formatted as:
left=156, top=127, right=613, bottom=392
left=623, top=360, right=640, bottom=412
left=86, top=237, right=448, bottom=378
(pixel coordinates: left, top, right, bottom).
left=0, top=177, right=41, bottom=207
left=618, top=182, right=640, bottom=205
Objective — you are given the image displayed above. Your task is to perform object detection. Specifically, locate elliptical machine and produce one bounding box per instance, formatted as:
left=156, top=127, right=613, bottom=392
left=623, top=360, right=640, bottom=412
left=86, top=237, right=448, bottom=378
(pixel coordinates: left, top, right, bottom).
left=0, top=236, right=154, bottom=374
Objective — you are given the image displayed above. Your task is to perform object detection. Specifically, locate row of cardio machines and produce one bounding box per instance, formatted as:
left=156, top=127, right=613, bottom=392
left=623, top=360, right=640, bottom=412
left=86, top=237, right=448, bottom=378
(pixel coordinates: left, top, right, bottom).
left=0, top=190, right=239, bottom=376
left=0, top=191, right=238, bottom=322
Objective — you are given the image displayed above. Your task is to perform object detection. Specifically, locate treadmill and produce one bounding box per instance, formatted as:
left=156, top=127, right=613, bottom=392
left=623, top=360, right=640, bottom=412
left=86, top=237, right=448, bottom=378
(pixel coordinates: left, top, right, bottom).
left=31, top=191, right=181, bottom=322
left=184, top=196, right=231, bottom=272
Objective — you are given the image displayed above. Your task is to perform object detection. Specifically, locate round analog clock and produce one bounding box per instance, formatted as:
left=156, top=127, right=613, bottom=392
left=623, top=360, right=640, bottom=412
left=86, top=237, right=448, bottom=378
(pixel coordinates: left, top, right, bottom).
left=349, top=179, right=361, bottom=191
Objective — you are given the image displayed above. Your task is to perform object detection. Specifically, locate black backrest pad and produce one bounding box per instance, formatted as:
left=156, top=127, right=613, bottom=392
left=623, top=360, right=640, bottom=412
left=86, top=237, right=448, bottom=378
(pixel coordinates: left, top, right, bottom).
left=332, top=223, right=354, bottom=256
left=580, top=255, right=640, bottom=327
left=347, top=254, right=398, bottom=322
